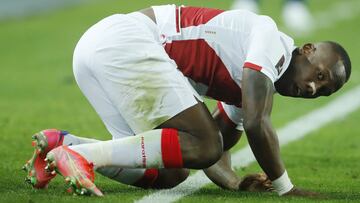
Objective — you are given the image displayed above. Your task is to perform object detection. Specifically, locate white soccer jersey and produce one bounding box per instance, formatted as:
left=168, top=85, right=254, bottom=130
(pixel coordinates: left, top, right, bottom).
left=152, top=5, right=296, bottom=127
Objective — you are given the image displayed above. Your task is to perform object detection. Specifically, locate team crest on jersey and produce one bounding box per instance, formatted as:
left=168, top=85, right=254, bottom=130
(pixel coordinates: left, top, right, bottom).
left=275, top=55, right=285, bottom=74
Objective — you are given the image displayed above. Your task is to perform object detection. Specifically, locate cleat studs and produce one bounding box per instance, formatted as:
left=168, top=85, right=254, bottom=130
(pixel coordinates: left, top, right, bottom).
left=30, top=177, right=36, bottom=185
left=39, top=140, right=46, bottom=149
left=80, top=188, right=87, bottom=195
left=45, top=153, right=55, bottom=163
left=45, top=161, right=56, bottom=172
left=44, top=158, right=48, bottom=162
left=22, top=165, right=27, bottom=171
left=45, top=164, right=51, bottom=172
left=51, top=170, right=56, bottom=175
left=25, top=177, right=31, bottom=184
left=65, top=177, right=71, bottom=183
left=36, top=149, right=41, bottom=155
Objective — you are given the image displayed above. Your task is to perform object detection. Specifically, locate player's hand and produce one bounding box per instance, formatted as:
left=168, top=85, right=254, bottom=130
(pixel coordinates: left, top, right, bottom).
left=283, top=187, right=320, bottom=197
left=238, top=173, right=274, bottom=192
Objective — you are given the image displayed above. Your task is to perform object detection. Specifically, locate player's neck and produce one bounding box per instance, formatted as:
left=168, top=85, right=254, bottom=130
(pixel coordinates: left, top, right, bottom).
left=288, top=48, right=300, bottom=69
left=274, top=48, right=300, bottom=94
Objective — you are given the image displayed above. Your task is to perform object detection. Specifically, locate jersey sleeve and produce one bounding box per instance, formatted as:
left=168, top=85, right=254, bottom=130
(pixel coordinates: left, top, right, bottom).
left=217, top=101, right=244, bottom=131
left=244, top=17, right=285, bottom=84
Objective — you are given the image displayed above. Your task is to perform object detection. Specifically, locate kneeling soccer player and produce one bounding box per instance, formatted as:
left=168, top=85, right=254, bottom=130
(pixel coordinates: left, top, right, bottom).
left=23, top=4, right=351, bottom=197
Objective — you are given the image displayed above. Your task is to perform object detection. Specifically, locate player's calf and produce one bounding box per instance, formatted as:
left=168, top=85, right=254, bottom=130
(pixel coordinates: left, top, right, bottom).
left=151, top=168, right=190, bottom=189
left=132, top=168, right=189, bottom=189
left=97, top=167, right=189, bottom=189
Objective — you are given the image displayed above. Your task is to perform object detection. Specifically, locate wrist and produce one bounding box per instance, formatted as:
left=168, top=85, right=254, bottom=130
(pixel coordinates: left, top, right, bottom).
left=272, top=170, right=294, bottom=196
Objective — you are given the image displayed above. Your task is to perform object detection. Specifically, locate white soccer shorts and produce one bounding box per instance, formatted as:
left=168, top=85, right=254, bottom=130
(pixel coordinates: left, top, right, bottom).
left=73, top=12, right=200, bottom=139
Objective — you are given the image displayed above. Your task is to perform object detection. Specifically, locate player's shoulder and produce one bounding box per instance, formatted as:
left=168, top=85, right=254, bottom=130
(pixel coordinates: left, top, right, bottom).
left=253, top=14, right=278, bottom=31
left=247, top=14, right=281, bottom=45
left=213, top=9, right=278, bottom=31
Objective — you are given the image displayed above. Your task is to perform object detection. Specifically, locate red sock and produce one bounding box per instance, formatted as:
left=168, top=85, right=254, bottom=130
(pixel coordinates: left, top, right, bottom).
left=161, top=129, right=183, bottom=168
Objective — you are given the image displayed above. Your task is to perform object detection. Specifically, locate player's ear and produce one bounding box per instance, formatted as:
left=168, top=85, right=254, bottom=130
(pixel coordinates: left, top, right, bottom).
left=299, top=43, right=316, bottom=55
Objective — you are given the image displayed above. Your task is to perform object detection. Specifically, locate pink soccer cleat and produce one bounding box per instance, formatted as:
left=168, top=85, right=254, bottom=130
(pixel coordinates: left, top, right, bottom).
left=22, top=129, right=68, bottom=188
left=45, top=146, right=103, bottom=196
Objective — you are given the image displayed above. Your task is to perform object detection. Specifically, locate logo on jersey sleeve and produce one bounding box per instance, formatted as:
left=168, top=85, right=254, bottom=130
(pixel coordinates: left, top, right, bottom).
left=275, top=55, right=285, bottom=74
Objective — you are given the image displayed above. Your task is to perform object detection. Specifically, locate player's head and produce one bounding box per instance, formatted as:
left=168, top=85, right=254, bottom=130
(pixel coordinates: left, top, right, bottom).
left=275, top=41, right=351, bottom=98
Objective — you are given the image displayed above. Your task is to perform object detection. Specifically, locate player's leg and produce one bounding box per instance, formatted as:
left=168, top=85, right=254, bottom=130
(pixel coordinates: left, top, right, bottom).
left=22, top=22, right=150, bottom=193
left=45, top=104, right=219, bottom=195
left=45, top=12, right=222, bottom=195
left=95, top=167, right=189, bottom=189
left=23, top=129, right=188, bottom=189
left=22, top=102, right=189, bottom=189
left=71, top=24, right=190, bottom=190
left=62, top=133, right=99, bottom=145
left=67, top=11, right=222, bottom=169
left=156, top=101, right=223, bottom=169
left=60, top=90, right=223, bottom=169
left=151, top=169, right=190, bottom=189
left=59, top=101, right=222, bottom=168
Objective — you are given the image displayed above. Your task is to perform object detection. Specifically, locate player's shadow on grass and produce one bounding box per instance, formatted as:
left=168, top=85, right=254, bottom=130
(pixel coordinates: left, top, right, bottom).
left=190, top=187, right=276, bottom=200
left=179, top=187, right=352, bottom=201
left=321, top=191, right=360, bottom=201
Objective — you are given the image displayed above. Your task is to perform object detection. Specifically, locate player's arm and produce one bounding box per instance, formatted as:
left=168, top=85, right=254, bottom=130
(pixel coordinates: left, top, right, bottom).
left=242, top=67, right=292, bottom=195
left=203, top=151, right=241, bottom=190
left=203, top=150, right=273, bottom=192
left=203, top=104, right=241, bottom=190
left=204, top=103, right=272, bottom=191
left=242, top=67, right=285, bottom=180
left=242, top=68, right=318, bottom=197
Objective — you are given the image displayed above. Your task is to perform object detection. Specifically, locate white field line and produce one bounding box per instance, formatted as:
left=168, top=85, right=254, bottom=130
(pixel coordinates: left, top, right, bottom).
left=136, top=1, right=360, bottom=202
left=136, top=85, right=360, bottom=203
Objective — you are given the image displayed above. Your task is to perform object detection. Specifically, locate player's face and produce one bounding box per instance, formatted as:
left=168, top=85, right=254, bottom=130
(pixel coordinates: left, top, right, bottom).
left=276, top=43, right=346, bottom=98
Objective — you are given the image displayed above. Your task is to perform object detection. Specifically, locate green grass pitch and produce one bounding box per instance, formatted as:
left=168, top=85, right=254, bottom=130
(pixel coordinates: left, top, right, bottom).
left=0, top=0, right=359, bottom=202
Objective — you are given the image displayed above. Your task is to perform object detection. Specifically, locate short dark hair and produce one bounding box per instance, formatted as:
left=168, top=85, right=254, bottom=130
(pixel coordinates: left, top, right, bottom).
left=325, top=41, right=351, bottom=82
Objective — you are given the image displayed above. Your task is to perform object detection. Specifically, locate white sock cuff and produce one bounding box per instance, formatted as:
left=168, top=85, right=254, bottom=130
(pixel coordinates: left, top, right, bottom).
left=272, top=170, right=294, bottom=196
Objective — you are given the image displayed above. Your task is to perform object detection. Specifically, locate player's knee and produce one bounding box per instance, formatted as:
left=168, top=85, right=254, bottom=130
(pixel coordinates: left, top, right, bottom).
left=223, top=132, right=242, bottom=151
left=151, top=169, right=190, bottom=189
left=201, top=142, right=223, bottom=167
left=193, top=130, right=223, bottom=168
